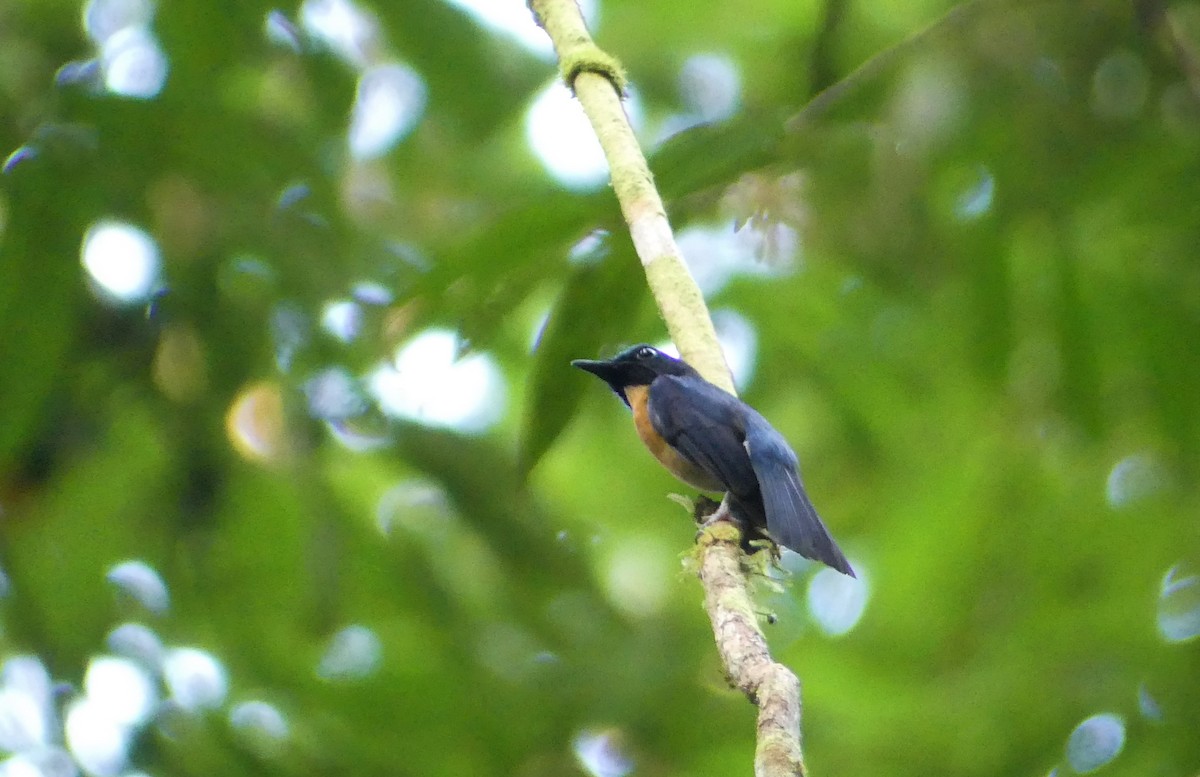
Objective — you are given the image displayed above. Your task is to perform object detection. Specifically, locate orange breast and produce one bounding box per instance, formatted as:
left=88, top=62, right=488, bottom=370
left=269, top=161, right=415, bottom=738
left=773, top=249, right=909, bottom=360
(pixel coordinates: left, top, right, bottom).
left=626, top=384, right=723, bottom=492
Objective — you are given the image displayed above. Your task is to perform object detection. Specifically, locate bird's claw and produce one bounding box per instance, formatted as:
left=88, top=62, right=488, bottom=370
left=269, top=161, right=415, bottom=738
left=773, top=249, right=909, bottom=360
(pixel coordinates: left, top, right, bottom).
left=692, top=494, right=725, bottom=526
left=693, top=495, right=748, bottom=549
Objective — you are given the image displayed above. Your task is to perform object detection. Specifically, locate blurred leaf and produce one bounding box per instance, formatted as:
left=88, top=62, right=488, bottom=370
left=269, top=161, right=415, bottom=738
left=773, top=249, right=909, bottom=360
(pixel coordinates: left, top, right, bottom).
left=651, top=112, right=785, bottom=205
left=416, top=191, right=620, bottom=351
left=519, top=242, right=648, bottom=480
left=1, top=399, right=174, bottom=668
left=391, top=420, right=589, bottom=587
left=0, top=148, right=90, bottom=467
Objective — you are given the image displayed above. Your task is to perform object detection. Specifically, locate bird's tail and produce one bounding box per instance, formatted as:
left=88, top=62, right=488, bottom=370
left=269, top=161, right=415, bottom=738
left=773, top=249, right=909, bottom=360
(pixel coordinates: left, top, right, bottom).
left=744, top=457, right=855, bottom=577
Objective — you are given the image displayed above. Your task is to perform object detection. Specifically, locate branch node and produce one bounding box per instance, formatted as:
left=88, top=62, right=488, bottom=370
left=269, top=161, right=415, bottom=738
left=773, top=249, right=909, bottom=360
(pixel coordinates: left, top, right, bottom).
left=561, top=44, right=628, bottom=96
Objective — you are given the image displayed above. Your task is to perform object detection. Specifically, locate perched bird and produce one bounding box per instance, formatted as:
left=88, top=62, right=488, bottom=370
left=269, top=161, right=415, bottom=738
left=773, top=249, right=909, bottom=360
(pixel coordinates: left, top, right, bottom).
left=572, top=344, right=853, bottom=576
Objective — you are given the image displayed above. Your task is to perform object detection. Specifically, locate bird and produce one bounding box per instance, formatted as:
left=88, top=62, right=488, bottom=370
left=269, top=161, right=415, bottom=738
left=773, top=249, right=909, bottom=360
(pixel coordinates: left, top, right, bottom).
left=572, top=344, right=854, bottom=576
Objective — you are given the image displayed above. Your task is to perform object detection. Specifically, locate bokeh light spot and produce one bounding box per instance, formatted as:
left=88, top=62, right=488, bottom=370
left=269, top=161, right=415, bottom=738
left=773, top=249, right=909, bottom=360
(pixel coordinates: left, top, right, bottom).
left=0, top=657, right=51, bottom=755
left=348, top=62, right=426, bottom=159
left=368, top=329, right=504, bottom=432
left=303, top=367, right=367, bottom=421
left=65, top=698, right=128, bottom=777
left=806, top=563, right=869, bottom=636
left=526, top=80, right=642, bottom=189
left=101, top=26, right=167, bottom=98
left=300, top=0, right=377, bottom=67
left=106, top=623, right=164, bottom=669
left=55, top=58, right=103, bottom=90
left=83, top=656, right=155, bottom=728
left=229, top=700, right=289, bottom=753
left=1137, top=682, right=1163, bottom=721
left=1157, top=563, right=1200, bottom=643
left=0, top=689, right=48, bottom=752
left=444, top=0, right=597, bottom=57
left=325, top=417, right=392, bottom=452
left=320, top=300, right=361, bottom=345
left=225, top=381, right=288, bottom=464
left=351, top=280, right=393, bottom=305
left=82, top=0, right=167, bottom=98
left=80, top=220, right=161, bottom=304
left=264, top=9, right=303, bottom=52
left=162, top=648, right=228, bottom=712
left=955, top=166, right=995, bottom=220
left=675, top=222, right=794, bottom=297
left=2, top=146, right=38, bottom=175
left=83, top=0, right=153, bottom=44
left=1, top=747, right=76, bottom=777
left=566, top=229, right=611, bottom=265
left=1065, top=713, right=1125, bottom=773
left=573, top=728, right=633, bottom=777
left=318, top=625, right=382, bottom=681
left=1, top=657, right=52, bottom=711
left=1105, top=452, right=1166, bottom=509
left=270, top=302, right=312, bottom=372
left=106, top=560, right=169, bottom=614
left=376, top=479, right=453, bottom=538
left=711, top=308, right=758, bottom=389
left=679, top=53, right=741, bottom=122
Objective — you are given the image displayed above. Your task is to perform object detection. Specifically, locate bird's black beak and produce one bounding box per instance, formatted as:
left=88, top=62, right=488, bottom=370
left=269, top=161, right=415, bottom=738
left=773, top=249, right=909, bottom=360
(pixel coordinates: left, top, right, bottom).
left=570, top=357, right=621, bottom=382
left=571, top=357, right=631, bottom=406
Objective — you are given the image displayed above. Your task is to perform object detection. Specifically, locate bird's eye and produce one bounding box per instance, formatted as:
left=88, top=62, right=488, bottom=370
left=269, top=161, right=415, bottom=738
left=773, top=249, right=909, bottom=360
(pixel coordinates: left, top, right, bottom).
left=636, top=346, right=656, bottom=360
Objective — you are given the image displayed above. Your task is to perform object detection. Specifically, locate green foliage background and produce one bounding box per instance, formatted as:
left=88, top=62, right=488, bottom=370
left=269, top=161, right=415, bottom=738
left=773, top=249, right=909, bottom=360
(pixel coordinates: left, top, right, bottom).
left=1, top=0, right=1199, bottom=775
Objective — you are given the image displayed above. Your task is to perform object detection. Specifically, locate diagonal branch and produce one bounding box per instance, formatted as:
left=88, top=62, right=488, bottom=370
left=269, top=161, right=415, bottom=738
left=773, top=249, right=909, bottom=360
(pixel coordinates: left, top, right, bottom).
left=527, top=0, right=732, bottom=393
left=697, top=509, right=807, bottom=776
left=528, top=2, right=807, bottom=774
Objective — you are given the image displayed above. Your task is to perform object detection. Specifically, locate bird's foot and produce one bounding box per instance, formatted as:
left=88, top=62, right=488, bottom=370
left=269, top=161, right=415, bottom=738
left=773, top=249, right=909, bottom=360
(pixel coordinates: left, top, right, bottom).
left=692, top=494, right=725, bottom=525
left=693, top=495, right=746, bottom=548
left=693, top=496, right=779, bottom=558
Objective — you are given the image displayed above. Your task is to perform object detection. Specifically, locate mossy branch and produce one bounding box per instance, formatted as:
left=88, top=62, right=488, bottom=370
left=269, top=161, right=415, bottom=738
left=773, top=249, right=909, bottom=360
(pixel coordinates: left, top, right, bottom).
left=697, top=506, right=807, bottom=776
left=527, top=0, right=732, bottom=394
left=528, top=1, right=807, bottom=774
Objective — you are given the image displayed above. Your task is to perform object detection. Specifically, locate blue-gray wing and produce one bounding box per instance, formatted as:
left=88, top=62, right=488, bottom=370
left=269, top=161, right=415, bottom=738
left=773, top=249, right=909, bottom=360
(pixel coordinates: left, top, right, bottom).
left=645, top=375, right=759, bottom=498
left=744, top=417, right=854, bottom=576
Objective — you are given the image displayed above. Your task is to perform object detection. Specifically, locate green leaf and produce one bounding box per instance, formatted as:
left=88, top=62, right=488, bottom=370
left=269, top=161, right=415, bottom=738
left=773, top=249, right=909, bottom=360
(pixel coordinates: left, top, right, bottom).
left=518, top=242, right=647, bottom=480
left=0, top=149, right=90, bottom=468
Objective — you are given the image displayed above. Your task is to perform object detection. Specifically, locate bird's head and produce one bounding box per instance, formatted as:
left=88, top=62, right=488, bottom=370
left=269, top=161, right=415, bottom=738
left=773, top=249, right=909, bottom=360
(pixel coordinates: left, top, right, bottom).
left=571, top=344, right=695, bottom=406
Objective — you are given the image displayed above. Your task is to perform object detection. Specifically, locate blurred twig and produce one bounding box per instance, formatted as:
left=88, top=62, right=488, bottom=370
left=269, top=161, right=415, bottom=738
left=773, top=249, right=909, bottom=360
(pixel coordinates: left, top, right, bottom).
left=788, top=0, right=993, bottom=130
left=528, top=1, right=807, bottom=774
